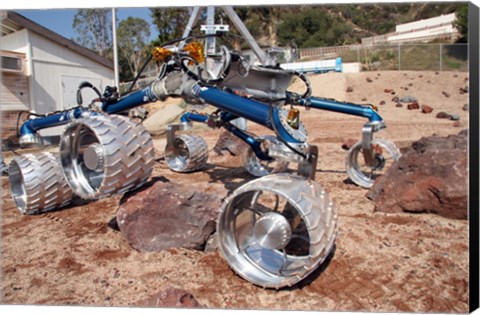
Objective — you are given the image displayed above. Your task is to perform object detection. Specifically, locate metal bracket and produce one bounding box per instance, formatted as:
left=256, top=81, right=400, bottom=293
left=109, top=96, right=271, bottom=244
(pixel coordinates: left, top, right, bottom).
left=361, top=122, right=386, bottom=168
left=166, top=122, right=193, bottom=155
left=297, top=145, right=318, bottom=180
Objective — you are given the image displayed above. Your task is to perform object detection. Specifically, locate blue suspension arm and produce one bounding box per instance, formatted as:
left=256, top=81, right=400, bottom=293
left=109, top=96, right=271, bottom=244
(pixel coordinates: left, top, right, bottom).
left=297, top=97, right=383, bottom=123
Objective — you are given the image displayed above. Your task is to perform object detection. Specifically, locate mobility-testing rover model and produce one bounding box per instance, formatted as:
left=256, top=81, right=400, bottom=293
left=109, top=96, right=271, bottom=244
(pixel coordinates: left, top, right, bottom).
left=8, top=7, right=400, bottom=289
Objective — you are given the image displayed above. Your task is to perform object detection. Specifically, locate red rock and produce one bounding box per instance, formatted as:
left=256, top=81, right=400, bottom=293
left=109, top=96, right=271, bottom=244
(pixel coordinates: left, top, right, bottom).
left=453, top=121, right=461, bottom=127
left=384, top=89, right=392, bottom=93
left=421, top=105, right=433, bottom=114
left=436, top=112, right=450, bottom=119
left=407, top=102, right=420, bottom=110
left=342, top=138, right=357, bottom=151
left=213, top=129, right=249, bottom=156
left=140, top=288, right=202, bottom=308
left=116, top=181, right=223, bottom=252
left=367, top=130, right=468, bottom=220
left=396, top=103, right=403, bottom=108
left=379, top=100, right=386, bottom=105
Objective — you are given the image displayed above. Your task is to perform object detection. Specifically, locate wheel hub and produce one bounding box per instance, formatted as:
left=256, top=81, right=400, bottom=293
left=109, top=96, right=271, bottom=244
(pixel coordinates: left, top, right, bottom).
left=253, top=212, right=292, bottom=250
left=83, top=143, right=104, bottom=172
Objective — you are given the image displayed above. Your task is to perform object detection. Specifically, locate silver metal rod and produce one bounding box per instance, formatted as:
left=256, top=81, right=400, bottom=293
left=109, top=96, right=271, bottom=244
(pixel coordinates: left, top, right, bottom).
left=222, top=6, right=270, bottom=65
left=112, top=8, right=120, bottom=91
left=179, top=6, right=203, bottom=50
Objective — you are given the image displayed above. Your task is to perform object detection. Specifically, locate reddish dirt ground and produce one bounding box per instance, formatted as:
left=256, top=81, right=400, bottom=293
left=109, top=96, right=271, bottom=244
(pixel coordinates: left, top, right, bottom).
left=0, top=71, right=470, bottom=312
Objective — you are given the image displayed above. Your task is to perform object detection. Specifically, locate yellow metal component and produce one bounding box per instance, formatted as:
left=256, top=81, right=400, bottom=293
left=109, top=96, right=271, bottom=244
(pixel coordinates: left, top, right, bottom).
left=152, top=47, right=172, bottom=62
left=183, top=41, right=205, bottom=64
left=371, top=104, right=379, bottom=112
left=286, top=107, right=300, bottom=130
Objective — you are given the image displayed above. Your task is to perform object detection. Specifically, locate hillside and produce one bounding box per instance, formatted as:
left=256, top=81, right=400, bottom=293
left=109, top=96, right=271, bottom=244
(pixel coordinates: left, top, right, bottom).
left=226, top=3, right=465, bottom=48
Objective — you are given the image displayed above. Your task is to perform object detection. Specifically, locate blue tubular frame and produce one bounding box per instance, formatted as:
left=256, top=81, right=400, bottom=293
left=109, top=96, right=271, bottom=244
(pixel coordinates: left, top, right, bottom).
left=19, top=88, right=158, bottom=140
left=298, top=97, right=383, bottom=123
left=19, top=107, right=86, bottom=137
left=179, top=111, right=270, bottom=160
left=191, top=84, right=302, bottom=144
left=102, top=88, right=157, bottom=114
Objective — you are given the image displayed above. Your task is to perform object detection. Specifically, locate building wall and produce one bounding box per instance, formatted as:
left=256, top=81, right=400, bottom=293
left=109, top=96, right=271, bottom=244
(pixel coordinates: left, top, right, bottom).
left=395, top=13, right=456, bottom=33
left=1, top=27, right=114, bottom=141
left=28, top=31, right=113, bottom=114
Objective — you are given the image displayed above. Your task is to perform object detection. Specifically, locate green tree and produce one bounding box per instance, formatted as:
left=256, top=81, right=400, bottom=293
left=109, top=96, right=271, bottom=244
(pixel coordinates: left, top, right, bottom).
left=117, top=17, right=151, bottom=80
left=277, top=8, right=352, bottom=48
left=454, top=4, right=468, bottom=43
left=72, top=9, right=112, bottom=57
left=149, top=7, right=192, bottom=45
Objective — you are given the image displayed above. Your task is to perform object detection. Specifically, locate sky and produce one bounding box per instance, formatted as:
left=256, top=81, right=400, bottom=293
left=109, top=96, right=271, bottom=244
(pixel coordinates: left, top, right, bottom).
left=16, top=7, right=159, bottom=42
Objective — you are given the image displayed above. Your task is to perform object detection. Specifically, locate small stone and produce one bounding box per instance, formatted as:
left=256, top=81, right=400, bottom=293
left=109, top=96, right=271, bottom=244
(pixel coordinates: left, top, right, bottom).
left=342, top=138, right=357, bottom=151
left=346, top=86, right=354, bottom=92
left=436, top=112, right=450, bottom=119
left=435, top=71, right=439, bottom=75
left=391, top=91, right=396, bottom=95
left=427, top=80, right=431, bottom=83
left=400, top=95, right=417, bottom=103
left=453, top=121, right=461, bottom=127
left=419, top=75, right=423, bottom=78
left=384, top=89, right=392, bottom=93
left=408, top=83, right=413, bottom=87
left=404, top=87, right=409, bottom=91
left=361, top=97, right=368, bottom=101
left=462, top=104, right=468, bottom=111
left=449, top=114, right=460, bottom=121
left=442, top=91, right=451, bottom=98
left=407, top=102, right=420, bottom=110
left=454, top=74, right=458, bottom=78
left=421, top=105, right=433, bottom=114
left=396, top=103, right=403, bottom=108
left=392, top=96, right=399, bottom=102
left=379, top=100, right=386, bottom=105
left=366, top=77, right=373, bottom=83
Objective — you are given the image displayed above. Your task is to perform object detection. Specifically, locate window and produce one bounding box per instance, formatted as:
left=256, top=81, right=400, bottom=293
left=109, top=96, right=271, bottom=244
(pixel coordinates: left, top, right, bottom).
left=1, top=56, right=22, bottom=72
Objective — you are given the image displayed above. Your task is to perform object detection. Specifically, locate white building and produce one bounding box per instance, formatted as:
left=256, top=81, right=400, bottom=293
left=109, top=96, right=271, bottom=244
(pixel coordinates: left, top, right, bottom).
left=1, top=11, right=114, bottom=140
left=362, top=13, right=460, bottom=45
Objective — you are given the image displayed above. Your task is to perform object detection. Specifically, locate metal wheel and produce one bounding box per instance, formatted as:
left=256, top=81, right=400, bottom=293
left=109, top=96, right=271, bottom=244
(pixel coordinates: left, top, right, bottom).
left=60, top=114, right=155, bottom=199
left=242, top=135, right=289, bottom=177
left=8, top=152, right=73, bottom=214
left=346, top=138, right=400, bottom=188
left=217, top=173, right=337, bottom=289
left=164, top=134, right=208, bottom=172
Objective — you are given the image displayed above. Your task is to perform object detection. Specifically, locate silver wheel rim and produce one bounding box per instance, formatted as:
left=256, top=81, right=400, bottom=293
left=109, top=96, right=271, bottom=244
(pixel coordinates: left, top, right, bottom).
left=218, top=174, right=337, bottom=288
left=164, top=134, right=208, bottom=173
left=346, top=138, right=400, bottom=188
left=242, top=135, right=289, bottom=177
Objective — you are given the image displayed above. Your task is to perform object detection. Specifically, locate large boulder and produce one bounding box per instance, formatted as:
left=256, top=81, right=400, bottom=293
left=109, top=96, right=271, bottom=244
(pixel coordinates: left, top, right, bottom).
left=367, top=130, right=468, bottom=220
left=116, top=180, right=224, bottom=252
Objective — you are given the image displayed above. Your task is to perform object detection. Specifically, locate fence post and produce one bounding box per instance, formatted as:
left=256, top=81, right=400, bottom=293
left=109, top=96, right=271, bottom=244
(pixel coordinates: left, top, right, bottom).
left=439, top=44, right=443, bottom=71
left=397, top=44, right=401, bottom=70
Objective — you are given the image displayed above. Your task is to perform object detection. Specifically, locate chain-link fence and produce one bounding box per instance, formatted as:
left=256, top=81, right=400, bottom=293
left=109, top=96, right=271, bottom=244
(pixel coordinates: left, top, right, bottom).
left=299, top=43, right=468, bottom=72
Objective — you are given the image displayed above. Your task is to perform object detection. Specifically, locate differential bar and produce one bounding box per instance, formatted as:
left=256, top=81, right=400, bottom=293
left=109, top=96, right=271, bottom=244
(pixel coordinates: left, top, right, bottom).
left=298, top=97, right=383, bottom=123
